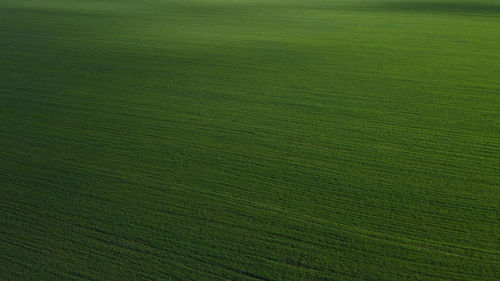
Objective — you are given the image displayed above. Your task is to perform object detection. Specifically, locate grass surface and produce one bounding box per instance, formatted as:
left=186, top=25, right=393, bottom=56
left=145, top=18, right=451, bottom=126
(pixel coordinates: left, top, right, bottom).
left=1, top=0, right=499, bottom=280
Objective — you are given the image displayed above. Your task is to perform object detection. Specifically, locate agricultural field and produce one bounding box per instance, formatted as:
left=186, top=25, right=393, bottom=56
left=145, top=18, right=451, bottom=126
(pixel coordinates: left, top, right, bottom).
left=0, top=0, right=499, bottom=280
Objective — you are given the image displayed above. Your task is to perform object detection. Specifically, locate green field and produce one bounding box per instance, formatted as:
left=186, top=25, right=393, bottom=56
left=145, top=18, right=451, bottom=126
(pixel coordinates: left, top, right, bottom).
left=1, top=0, right=499, bottom=280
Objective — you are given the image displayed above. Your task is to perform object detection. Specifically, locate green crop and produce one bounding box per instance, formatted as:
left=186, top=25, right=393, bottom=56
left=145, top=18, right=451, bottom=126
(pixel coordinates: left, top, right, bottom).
left=1, top=0, right=499, bottom=280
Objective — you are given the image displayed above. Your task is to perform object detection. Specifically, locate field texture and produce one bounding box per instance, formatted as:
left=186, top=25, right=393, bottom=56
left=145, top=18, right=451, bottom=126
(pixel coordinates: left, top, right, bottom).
left=1, top=0, right=499, bottom=280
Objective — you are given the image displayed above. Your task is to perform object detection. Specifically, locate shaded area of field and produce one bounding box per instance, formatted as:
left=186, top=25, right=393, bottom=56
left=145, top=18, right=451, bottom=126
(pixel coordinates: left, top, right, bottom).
left=374, top=1, right=500, bottom=14
left=0, top=0, right=499, bottom=280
